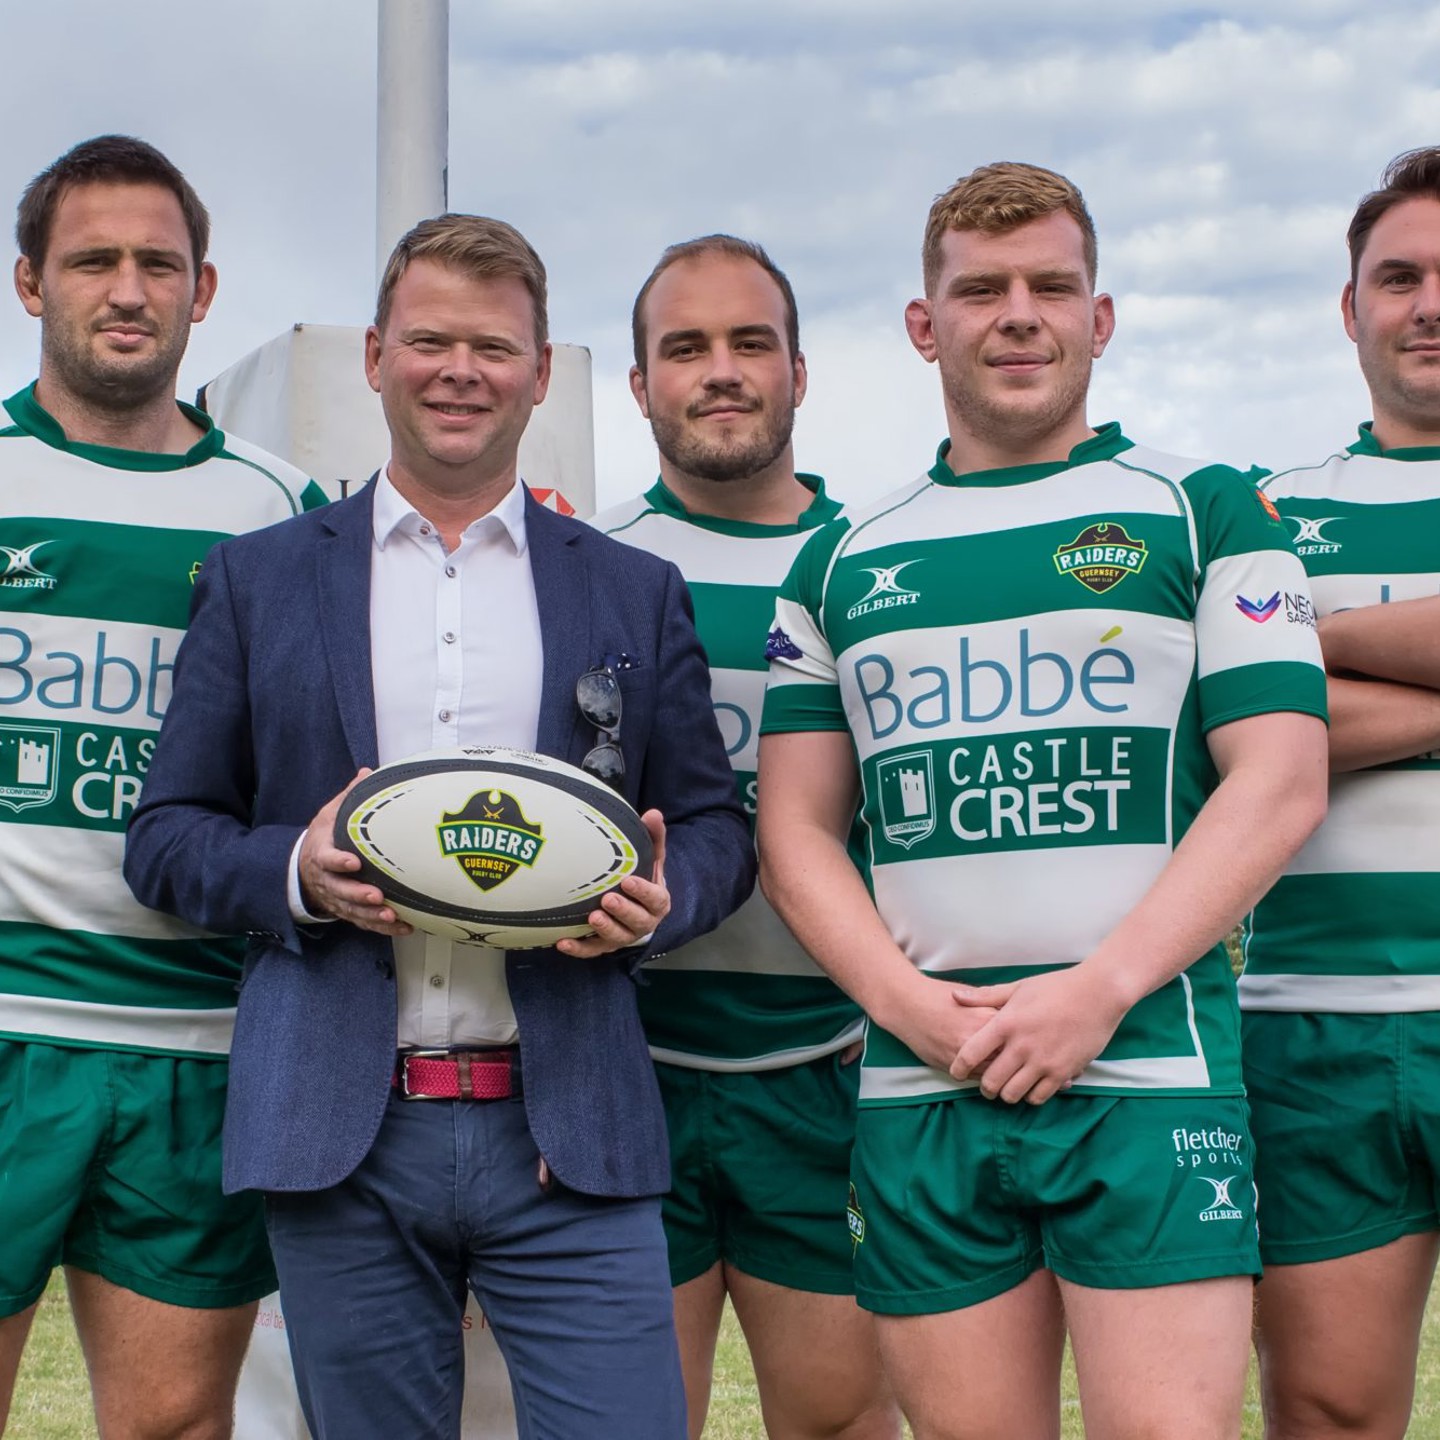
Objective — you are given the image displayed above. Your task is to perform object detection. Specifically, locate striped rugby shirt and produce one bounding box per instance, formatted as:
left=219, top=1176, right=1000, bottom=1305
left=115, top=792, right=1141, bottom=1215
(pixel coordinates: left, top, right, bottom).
left=1242, top=426, right=1440, bottom=1012
left=0, top=384, right=326, bottom=1058
left=594, top=476, right=864, bottom=1069
left=761, top=425, right=1326, bottom=1107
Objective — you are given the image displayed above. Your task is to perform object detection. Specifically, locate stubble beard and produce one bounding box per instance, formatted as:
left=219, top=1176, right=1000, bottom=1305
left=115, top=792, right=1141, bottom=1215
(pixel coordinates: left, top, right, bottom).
left=1362, top=333, right=1440, bottom=434
left=42, top=313, right=190, bottom=416
left=945, top=352, right=1095, bottom=456
left=649, top=392, right=797, bottom=483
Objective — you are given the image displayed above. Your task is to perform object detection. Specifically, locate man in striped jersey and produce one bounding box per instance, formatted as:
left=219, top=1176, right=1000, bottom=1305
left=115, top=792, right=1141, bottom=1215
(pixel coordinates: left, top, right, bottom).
left=0, top=136, right=323, bottom=1439
left=1243, top=148, right=1440, bottom=1440
left=757, top=163, right=1330, bottom=1439
left=595, top=237, right=898, bottom=1440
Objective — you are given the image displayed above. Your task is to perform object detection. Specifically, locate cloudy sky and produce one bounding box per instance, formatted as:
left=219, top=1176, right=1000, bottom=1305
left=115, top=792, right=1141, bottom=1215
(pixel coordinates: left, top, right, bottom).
left=3, top=0, right=1438, bottom=510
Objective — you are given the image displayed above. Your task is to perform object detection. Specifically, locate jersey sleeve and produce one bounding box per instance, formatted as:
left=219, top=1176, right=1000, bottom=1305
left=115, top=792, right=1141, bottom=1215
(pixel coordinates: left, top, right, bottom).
left=1186, top=465, right=1328, bottom=731
left=760, top=519, right=850, bottom=735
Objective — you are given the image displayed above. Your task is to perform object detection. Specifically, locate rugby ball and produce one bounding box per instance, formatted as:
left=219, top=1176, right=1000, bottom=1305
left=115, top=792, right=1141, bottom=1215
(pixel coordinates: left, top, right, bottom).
left=333, top=746, right=653, bottom=949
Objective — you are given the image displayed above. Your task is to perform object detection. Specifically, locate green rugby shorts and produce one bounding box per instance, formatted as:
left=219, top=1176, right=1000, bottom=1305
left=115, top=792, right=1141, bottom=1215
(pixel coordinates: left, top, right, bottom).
left=849, top=1092, right=1260, bottom=1314
left=656, top=1049, right=860, bottom=1293
left=0, top=1039, right=275, bottom=1315
left=1244, top=1010, right=1440, bottom=1265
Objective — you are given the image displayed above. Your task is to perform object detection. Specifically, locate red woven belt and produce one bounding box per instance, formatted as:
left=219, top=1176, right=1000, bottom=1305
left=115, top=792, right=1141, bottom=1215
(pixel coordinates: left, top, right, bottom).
left=393, top=1049, right=518, bottom=1101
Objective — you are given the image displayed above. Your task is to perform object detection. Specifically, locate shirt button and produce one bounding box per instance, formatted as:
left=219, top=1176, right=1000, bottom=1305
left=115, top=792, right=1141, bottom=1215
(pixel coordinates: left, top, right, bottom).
left=443, top=631, right=456, bottom=644
left=439, top=709, right=452, bottom=723
left=445, top=564, right=457, bottom=578
left=429, top=973, right=444, bottom=988
left=419, top=523, right=431, bottom=536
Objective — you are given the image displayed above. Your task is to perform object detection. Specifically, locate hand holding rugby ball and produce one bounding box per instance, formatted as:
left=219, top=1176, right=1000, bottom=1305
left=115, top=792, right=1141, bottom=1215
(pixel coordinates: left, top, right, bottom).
left=333, top=746, right=655, bottom=949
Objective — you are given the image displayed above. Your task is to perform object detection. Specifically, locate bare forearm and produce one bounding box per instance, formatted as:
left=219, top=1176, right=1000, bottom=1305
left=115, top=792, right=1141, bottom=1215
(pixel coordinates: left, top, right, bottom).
left=759, top=821, right=922, bottom=1026
left=1079, top=714, right=1328, bottom=1006
left=1324, top=674, right=1440, bottom=771
left=1320, top=596, right=1440, bottom=688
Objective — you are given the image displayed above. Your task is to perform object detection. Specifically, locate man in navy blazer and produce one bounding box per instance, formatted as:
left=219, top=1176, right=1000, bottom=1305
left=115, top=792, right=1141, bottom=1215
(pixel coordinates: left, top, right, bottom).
left=125, top=215, right=753, bottom=1440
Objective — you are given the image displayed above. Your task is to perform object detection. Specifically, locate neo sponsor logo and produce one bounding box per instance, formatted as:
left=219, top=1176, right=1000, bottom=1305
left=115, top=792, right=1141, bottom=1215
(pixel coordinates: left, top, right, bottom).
left=1235, top=592, right=1281, bottom=623
left=1289, top=516, right=1344, bottom=556
left=854, top=628, right=1135, bottom=742
left=847, top=561, right=923, bottom=621
left=1053, top=522, right=1148, bottom=594
left=0, top=541, right=57, bottom=591
left=1283, top=592, right=1317, bottom=628
left=1196, top=1175, right=1245, bottom=1223
left=436, top=790, right=545, bottom=892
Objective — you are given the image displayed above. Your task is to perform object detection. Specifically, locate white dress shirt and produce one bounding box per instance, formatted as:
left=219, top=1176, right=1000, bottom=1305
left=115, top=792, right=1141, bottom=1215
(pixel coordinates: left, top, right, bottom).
left=290, top=471, right=544, bottom=1048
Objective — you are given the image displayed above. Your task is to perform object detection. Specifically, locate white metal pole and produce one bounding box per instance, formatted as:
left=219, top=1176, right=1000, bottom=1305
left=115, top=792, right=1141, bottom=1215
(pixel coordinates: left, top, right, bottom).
left=376, top=0, right=449, bottom=285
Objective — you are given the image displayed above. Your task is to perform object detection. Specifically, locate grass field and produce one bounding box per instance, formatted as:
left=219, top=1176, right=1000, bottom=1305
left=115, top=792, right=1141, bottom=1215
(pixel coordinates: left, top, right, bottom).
left=13, top=1277, right=1440, bottom=1438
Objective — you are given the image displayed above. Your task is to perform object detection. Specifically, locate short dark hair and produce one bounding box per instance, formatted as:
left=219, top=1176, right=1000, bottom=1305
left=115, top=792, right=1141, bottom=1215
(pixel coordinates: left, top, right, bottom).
left=631, top=235, right=800, bottom=372
left=922, top=161, right=1098, bottom=295
left=375, top=213, right=548, bottom=352
left=16, top=134, right=210, bottom=272
left=1348, top=147, right=1440, bottom=284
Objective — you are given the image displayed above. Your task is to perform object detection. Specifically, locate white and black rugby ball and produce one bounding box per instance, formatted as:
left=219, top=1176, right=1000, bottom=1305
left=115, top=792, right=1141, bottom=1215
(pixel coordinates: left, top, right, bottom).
left=333, top=746, right=653, bottom=949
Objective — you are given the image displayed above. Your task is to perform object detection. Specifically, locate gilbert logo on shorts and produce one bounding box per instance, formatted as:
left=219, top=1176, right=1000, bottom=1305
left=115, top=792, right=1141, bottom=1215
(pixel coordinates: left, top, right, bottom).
left=847, top=1184, right=866, bottom=1247
left=876, top=751, right=936, bottom=849
left=847, top=561, right=923, bottom=621
left=1053, top=522, right=1147, bottom=594
left=1196, top=1175, right=1245, bottom=1223
left=436, top=790, right=545, bottom=892
left=0, top=722, right=60, bottom=812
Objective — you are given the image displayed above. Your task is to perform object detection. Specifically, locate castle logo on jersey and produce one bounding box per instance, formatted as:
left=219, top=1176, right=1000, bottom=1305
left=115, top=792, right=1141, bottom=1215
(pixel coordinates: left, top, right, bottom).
left=436, top=790, right=545, bottom=892
left=1053, top=523, right=1147, bottom=593
left=0, top=541, right=57, bottom=592
left=0, top=722, right=60, bottom=812
left=1288, top=516, right=1344, bottom=557
left=847, top=560, right=923, bottom=620
left=876, top=751, right=936, bottom=848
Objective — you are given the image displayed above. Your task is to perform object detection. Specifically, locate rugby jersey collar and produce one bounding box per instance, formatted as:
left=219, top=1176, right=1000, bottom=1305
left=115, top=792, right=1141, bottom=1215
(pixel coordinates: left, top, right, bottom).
left=1348, top=421, right=1440, bottom=462
left=640, top=472, right=840, bottom=536
left=929, top=422, right=1132, bottom=488
left=2, top=383, right=226, bottom=471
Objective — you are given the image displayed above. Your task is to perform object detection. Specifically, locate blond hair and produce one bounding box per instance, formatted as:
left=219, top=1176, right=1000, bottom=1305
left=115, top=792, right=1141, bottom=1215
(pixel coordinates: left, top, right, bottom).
left=375, top=213, right=548, bottom=350
left=922, top=162, right=1097, bottom=295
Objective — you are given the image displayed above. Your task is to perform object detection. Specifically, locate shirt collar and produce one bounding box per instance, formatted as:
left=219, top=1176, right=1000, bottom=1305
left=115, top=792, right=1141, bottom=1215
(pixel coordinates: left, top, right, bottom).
left=372, top=469, right=530, bottom=554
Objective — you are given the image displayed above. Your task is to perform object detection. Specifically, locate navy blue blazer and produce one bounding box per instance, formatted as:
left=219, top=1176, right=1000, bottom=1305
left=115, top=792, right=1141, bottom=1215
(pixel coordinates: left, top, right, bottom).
left=125, top=482, right=753, bottom=1199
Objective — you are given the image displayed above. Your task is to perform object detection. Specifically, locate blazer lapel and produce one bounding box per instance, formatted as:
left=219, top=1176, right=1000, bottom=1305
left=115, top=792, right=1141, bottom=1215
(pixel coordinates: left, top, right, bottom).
left=526, top=493, right=590, bottom=763
left=316, top=481, right=380, bottom=770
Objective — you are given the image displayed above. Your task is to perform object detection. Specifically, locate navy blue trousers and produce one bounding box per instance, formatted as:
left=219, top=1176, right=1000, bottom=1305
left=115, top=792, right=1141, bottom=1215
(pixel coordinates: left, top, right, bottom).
left=264, top=1093, right=685, bottom=1440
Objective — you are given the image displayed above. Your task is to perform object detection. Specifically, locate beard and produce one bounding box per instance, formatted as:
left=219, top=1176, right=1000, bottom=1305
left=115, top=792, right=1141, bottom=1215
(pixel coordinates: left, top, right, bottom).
left=942, top=351, right=1095, bottom=456
left=649, top=391, right=797, bottom=483
left=41, top=312, right=191, bottom=414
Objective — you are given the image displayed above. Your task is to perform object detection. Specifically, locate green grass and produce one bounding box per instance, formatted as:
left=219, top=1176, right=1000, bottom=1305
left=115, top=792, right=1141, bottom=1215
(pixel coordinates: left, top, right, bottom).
left=15, top=1277, right=1440, bottom=1437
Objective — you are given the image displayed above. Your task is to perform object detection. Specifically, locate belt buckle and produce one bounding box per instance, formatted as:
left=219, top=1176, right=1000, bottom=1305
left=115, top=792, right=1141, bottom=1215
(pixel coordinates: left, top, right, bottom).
left=398, top=1048, right=453, bottom=1101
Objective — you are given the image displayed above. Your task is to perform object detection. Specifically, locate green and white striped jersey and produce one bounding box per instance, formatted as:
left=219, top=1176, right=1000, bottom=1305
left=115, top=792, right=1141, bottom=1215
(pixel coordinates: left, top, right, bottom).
left=1242, top=426, right=1440, bottom=1012
left=594, top=476, right=864, bottom=1069
left=0, top=384, right=327, bottom=1058
left=761, top=425, right=1327, bottom=1107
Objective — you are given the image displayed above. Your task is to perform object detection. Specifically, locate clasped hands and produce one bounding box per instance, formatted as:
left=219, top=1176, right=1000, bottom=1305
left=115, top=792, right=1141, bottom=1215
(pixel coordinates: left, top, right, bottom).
left=896, top=963, right=1132, bottom=1107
